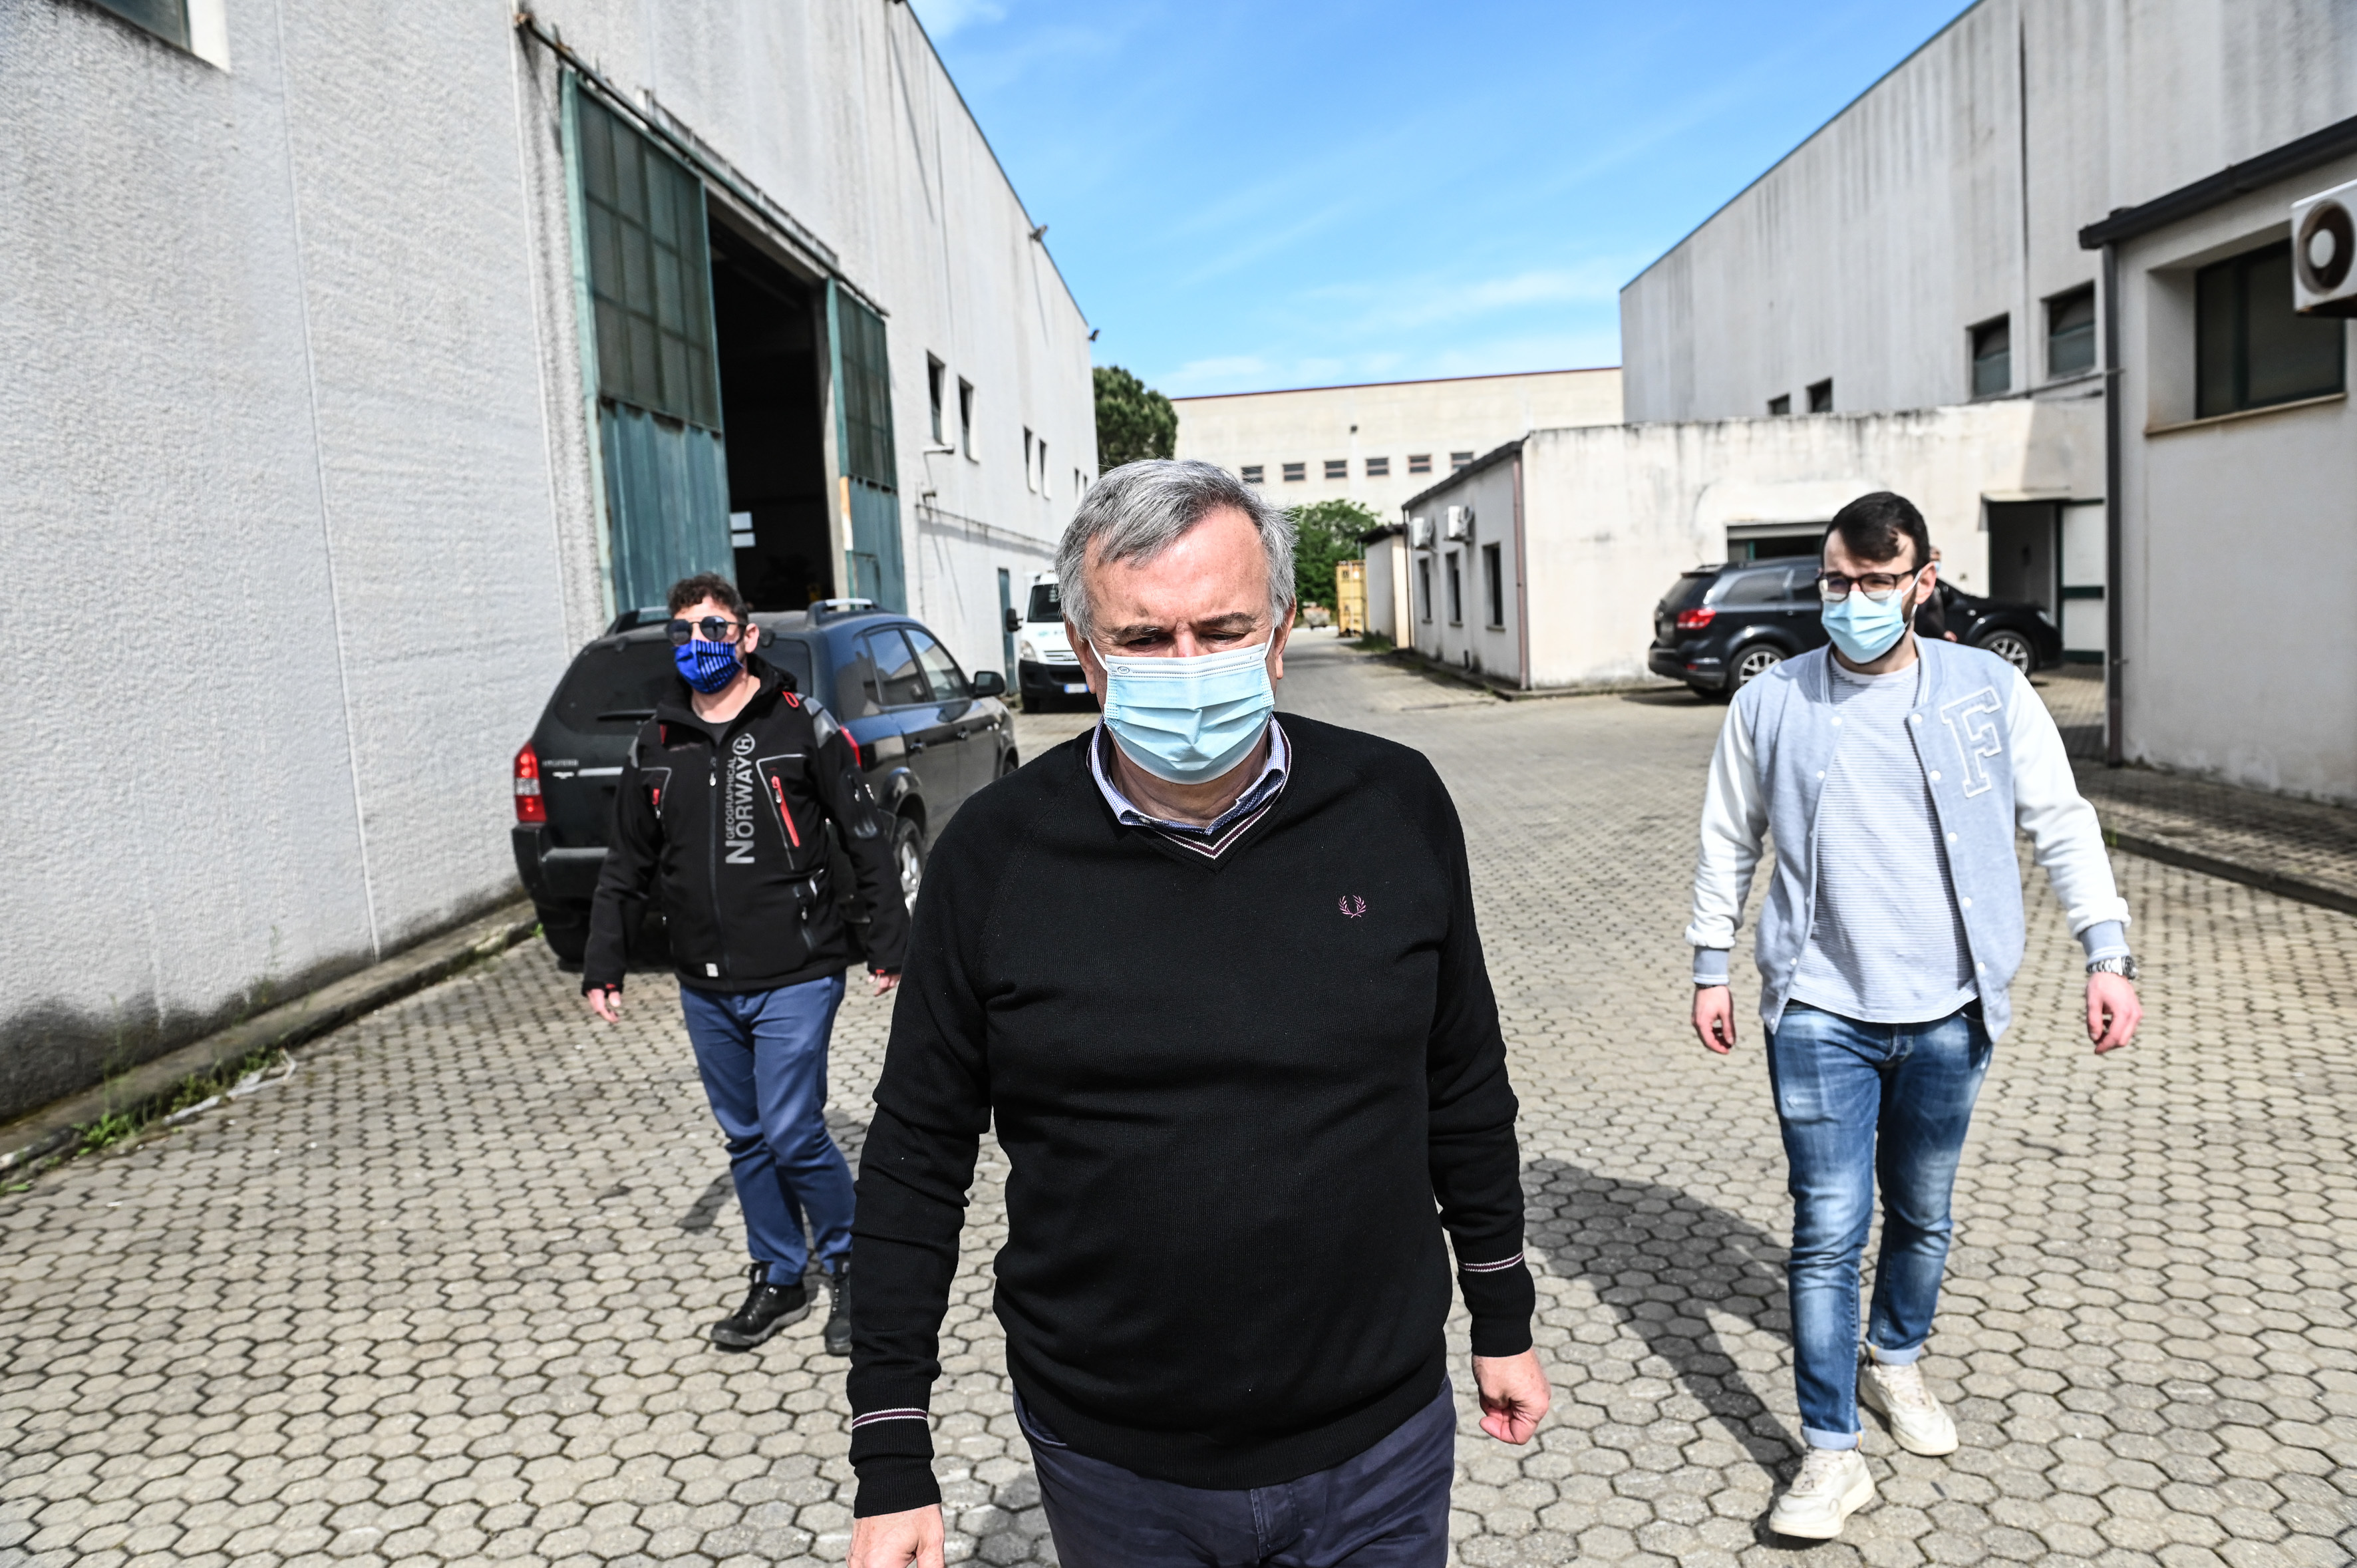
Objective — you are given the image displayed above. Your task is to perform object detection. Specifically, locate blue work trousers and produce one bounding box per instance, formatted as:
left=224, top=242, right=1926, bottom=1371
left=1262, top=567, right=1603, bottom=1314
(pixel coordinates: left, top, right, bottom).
left=1766, top=1001, right=1991, bottom=1450
left=1016, top=1382, right=1455, bottom=1568
left=679, top=974, right=854, bottom=1281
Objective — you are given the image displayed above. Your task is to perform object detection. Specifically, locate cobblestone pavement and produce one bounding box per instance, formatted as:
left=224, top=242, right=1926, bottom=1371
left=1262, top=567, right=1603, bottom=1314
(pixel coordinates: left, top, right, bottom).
left=2038, top=669, right=2356, bottom=909
left=3, top=632, right=2351, bottom=1568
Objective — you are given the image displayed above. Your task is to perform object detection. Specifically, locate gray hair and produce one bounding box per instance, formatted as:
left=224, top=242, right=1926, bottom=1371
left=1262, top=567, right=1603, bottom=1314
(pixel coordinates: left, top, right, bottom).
left=1056, top=459, right=1297, bottom=642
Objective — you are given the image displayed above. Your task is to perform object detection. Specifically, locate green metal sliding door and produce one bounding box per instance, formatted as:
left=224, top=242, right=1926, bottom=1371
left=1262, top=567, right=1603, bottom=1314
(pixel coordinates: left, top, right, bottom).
left=828, top=282, right=905, bottom=611
left=571, top=81, right=732, bottom=615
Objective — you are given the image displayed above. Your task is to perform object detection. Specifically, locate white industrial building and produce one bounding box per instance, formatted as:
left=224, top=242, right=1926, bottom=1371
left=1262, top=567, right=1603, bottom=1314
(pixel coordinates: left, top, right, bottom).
left=1172, top=369, right=1622, bottom=521
left=0, top=0, right=1093, bottom=1122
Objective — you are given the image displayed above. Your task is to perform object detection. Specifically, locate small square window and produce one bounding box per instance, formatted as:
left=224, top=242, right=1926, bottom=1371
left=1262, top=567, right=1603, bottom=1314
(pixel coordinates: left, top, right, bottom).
left=1283, top=462, right=1307, bottom=482
left=1365, top=456, right=1390, bottom=477
left=1450, top=451, right=1475, bottom=472
left=1970, top=315, right=2011, bottom=398
left=1324, top=458, right=1348, bottom=480
left=2047, top=285, right=2097, bottom=378
left=1807, top=379, right=1833, bottom=413
left=1767, top=394, right=1791, bottom=416
left=1408, top=454, right=1432, bottom=475
left=1241, top=465, right=1265, bottom=484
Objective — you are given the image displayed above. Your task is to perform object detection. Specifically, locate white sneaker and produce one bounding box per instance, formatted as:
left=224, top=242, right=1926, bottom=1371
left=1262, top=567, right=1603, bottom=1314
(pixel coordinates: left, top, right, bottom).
left=1768, top=1446, right=1876, bottom=1539
left=1859, top=1355, right=1960, bottom=1456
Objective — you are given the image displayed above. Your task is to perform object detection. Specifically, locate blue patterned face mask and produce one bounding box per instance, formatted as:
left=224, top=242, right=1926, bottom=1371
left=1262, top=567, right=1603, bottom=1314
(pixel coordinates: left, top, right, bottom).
left=675, top=639, right=742, bottom=693
left=1099, top=641, right=1276, bottom=784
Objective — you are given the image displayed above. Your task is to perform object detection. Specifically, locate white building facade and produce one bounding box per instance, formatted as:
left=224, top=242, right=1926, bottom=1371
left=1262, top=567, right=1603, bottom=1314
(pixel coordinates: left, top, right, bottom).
left=1620, top=0, right=2357, bottom=799
left=0, top=0, right=1093, bottom=1122
left=1172, top=369, right=1622, bottom=522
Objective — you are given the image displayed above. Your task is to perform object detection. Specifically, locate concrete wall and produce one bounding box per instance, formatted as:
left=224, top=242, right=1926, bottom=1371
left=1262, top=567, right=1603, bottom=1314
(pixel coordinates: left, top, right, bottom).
left=1402, top=402, right=2101, bottom=692
left=1172, top=369, right=1621, bottom=522
left=0, top=0, right=1090, bottom=1124
left=1622, top=0, right=2357, bottom=423
left=2112, top=152, right=2357, bottom=802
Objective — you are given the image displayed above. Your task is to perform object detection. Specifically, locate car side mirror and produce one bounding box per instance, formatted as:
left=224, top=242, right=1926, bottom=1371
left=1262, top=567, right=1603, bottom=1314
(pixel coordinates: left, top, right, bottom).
left=1003, top=607, right=1022, bottom=634
left=971, top=669, right=1007, bottom=698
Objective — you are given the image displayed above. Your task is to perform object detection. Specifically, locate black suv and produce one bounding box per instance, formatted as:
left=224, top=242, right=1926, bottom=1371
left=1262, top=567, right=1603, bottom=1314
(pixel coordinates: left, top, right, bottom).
left=1649, top=560, right=2063, bottom=697
left=512, top=602, right=1016, bottom=963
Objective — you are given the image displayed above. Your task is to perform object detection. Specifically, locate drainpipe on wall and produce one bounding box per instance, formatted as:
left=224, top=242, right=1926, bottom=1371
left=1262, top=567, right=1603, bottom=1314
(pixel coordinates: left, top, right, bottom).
left=1511, top=452, right=1530, bottom=690
left=2100, top=242, right=2125, bottom=768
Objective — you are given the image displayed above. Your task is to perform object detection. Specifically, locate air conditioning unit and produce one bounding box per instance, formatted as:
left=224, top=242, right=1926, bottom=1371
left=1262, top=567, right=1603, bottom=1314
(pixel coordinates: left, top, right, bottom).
left=1408, top=516, right=1434, bottom=549
left=2293, top=176, right=2357, bottom=316
left=1444, top=506, right=1472, bottom=542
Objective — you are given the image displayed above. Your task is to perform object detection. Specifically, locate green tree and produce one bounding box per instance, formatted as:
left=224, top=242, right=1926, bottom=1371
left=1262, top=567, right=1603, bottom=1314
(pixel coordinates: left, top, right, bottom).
left=1287, top=498, right=1381, bottom=613
left=1094, top=365, right=1178, bottom=470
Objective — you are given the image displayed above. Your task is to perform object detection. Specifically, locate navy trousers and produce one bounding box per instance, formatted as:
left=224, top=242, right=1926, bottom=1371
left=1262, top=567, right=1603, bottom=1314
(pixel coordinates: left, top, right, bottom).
left=678, top=975, right=854, bottom=1280
left=1016, top=1382, right=1456, bottom=1568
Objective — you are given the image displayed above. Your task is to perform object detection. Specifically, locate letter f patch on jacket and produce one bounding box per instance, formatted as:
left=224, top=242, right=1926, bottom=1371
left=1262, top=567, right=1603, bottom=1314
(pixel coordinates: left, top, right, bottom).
left=1938, top=687, right=2005, bottom=798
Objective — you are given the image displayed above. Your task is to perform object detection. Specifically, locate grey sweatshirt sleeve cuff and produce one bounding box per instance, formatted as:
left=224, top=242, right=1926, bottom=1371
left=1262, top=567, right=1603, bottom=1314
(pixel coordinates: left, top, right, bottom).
left=2078, top=921, right=2129, bottom=962
left=1692, top=947, right=1731, bottom=986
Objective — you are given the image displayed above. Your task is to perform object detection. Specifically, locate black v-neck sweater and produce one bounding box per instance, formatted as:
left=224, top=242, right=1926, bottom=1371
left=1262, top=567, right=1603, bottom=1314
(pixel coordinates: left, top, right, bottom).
left=846, top=714, right=1534, bottom=1515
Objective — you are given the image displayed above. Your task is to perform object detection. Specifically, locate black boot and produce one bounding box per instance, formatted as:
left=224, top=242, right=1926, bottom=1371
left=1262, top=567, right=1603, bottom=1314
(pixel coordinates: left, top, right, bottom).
left=822, top=1261, right=852, bottom=1356
left=710, top=1262, right=810, bottom=1350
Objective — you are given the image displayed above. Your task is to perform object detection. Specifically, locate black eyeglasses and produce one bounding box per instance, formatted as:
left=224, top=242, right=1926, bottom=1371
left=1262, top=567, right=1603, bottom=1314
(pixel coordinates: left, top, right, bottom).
left=1814, top=567, right=1925, bottom=603
left=667, top=616, right=747, bottom=645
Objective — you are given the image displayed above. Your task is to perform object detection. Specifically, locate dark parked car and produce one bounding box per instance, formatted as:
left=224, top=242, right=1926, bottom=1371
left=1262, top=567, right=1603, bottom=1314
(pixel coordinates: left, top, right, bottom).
left=512, top=601, right=1017, bottom=965
left=1649, top=559, right=2062, bottom=698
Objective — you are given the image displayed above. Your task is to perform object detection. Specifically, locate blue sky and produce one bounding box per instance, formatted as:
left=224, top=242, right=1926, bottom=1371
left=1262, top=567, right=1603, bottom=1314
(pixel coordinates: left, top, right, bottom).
left=910, top=0, right=1973, bottom=397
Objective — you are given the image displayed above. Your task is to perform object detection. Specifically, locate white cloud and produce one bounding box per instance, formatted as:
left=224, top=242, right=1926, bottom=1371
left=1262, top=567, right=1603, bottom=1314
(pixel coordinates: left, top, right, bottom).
left=909, top=0, right=1005, bottom=41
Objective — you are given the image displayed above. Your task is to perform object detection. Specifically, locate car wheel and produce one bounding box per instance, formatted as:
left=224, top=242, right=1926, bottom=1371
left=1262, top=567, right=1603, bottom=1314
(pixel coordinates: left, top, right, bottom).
left=1976, top=627, right=2035, bottom=675
left=536, top=902, right=590, bottom=967
left=891, top=816, right=925, bottom=915
left=1729, top=644, right=1785, bottom=692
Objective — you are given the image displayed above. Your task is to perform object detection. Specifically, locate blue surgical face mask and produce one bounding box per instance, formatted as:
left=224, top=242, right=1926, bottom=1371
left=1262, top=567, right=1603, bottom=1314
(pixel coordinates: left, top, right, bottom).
left=1821, top=579, right=1915, bottom=664
left=1099, top=640, right=1275, bottom=785
left=675, top=638, right=743, bottom=694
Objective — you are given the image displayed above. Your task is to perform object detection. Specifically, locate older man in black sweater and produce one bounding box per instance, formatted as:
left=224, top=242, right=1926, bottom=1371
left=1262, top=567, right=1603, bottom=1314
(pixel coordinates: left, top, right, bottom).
left=846, top=460, right=1547, bottom=1568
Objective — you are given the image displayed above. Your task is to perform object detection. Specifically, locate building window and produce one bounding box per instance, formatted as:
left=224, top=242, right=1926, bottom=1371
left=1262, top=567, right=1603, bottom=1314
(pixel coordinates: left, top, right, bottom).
left=2196, top=241, right=2343, bottom=418
left=1408, top=454, right=1432, bottom=475
left=579, top=93, right=722, bottom=430
left=1417, top=557, right=1433, bottom=622
left=1075, top=468, right=1086, bottom=496
left=1450, top=451, right=1475, bottom=472
left=1023, top=428, right=1035, bottom=492
left=927, top=357, right=945, bottom=445
left=1445, top=551, right=1463, bottom=623
left=1807, top=379, right=1833, bottom=413
left=1970, top=316, right=2011, bottom=398
left=1038, top=438, right=1049, bottom=496
left=2047, top=285, right=2097, bottom=377
left=1241, top=464, right=1265, bottom=484
left=1767, top=394, right=1791, bottom=416
left=958, top=379, right=975, bottom=457
left=1482, top=544, right=1505, bottom=628
left=1323, top=458, right=1348, bottom=480
left=1365, top=456, right=1390, bottom=477
left=1283, top=462, right=1307, bottom=482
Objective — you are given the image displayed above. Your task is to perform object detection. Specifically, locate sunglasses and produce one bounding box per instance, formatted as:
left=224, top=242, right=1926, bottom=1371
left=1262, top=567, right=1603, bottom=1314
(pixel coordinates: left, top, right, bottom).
left=667, top=616, right=746, bottom=645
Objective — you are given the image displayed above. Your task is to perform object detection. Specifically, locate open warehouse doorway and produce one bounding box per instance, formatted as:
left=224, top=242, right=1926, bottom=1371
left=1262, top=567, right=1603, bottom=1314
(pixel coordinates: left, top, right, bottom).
left=708, top=218, right=835, bottom=611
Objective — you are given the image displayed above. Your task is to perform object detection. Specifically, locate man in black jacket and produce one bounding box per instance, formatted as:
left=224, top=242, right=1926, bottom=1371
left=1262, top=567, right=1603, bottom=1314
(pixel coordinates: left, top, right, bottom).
left=583, top=573, right=908, bottom=1356
left=847, top=463, right=1547, bottom=1568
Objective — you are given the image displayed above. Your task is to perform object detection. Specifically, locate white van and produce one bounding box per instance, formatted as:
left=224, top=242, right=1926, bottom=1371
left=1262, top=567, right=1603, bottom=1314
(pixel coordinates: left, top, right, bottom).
left=1009, top=570, right=1094, bottom=712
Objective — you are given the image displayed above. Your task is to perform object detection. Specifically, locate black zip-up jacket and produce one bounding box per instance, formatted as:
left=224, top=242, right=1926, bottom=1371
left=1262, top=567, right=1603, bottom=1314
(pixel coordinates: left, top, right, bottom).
left=583, top=656, right=909, bottom=994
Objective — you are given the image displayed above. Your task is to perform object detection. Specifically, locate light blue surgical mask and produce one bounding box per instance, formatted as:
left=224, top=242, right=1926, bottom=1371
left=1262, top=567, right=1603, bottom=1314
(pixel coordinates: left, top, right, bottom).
left=1821, top=582, right=1915, bottom=664
left=1099, top=641, right=1275, bottom=785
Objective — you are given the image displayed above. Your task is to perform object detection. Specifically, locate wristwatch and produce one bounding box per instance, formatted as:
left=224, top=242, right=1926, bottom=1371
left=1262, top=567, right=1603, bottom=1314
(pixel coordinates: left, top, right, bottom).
left=2086, top=954, right=2140, bottom=982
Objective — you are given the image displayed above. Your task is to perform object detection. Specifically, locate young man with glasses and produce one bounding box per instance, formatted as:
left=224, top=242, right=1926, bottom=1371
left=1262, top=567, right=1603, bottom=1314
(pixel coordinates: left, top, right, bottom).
left=581, top=573, right=907, bottom=1355
left=1684, top=492, right=2141, bottom=1539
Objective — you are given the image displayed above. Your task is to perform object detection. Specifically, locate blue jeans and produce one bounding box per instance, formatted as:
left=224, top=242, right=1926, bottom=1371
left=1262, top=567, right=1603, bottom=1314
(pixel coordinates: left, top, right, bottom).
left=1015, top=1382, right=1455, bottom=1568
left=1766, top=1002, right=1991, bottom=1450
left=679, top=975, right=854, bottom=1281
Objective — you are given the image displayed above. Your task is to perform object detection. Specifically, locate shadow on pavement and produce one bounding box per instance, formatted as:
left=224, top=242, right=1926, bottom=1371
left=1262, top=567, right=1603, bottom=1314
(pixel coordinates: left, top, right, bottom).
left=1522, top=1157, right=1799, bottom=1480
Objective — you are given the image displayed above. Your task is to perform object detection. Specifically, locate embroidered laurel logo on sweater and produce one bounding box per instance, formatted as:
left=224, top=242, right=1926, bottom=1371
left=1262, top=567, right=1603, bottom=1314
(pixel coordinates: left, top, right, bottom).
left=1338, top=895, right=1367, bottom=917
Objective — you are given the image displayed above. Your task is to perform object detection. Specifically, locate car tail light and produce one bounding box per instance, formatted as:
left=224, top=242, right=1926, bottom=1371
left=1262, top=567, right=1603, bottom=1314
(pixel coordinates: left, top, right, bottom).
left=514, top=742, right=546, bottom=824
left=1674, top=607, right=1717, bottom=631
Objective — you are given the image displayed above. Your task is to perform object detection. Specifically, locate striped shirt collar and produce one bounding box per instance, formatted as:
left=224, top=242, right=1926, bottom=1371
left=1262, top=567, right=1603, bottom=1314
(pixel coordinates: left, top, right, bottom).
left=1088, top=718, right=1291, bottom=860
